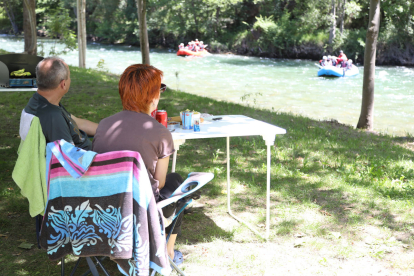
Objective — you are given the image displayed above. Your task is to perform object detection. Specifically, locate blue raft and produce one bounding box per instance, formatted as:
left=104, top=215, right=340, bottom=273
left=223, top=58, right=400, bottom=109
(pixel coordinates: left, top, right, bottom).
left=317, top=65, right=359, bottom=77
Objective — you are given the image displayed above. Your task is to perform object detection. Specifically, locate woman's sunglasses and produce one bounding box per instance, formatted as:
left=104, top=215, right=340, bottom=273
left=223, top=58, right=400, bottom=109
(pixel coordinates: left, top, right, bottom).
left=160, top=83, right=167, bottom=93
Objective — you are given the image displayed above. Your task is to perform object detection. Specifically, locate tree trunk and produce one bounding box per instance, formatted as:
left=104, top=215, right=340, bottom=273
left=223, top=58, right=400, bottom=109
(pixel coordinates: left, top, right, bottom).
left=4, top=0, right=19, bottom=35
left=77, top=0, right=87, bottom=68
left=135, top=0, right=150, bottom=65
left=178, top=8, right=186, bottom=42
left=357, top=0, right=380, bottom=130
left=328, top=0, right=336, bottom=45
left=215, top=6, right=220, bottom=37
left=340, top=0, right=346, bottom=35
left=23, top=0, right=37, bottom=55
left=162, top=30, right=165, bottom=45
left=191, top=0, right=199, bottom=38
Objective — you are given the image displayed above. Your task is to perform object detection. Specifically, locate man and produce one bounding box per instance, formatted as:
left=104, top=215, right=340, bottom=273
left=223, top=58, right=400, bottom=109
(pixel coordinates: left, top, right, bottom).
left=338, top=50, right=348, bottom=60
left=199, top=41, right=205, bottom=51
left=346, top=59, right=353, bottom=70
left=24, top=57, right=97, bottom=150
left=337, top=50, right=348, bottom=66
left=319, top=56, right=327, bottom=66
left=326, top=55, right=333, bottom=66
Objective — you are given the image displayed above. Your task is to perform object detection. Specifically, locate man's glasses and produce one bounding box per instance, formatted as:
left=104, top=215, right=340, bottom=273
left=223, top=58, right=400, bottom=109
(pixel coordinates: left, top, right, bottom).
left=160, top=83, right=167, bottom=93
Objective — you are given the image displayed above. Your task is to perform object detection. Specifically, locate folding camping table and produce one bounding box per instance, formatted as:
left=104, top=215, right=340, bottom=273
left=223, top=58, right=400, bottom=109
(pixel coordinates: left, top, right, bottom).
left=0, top=88, right=37, bottom=92
left=171, top=115, right=286, bottom=240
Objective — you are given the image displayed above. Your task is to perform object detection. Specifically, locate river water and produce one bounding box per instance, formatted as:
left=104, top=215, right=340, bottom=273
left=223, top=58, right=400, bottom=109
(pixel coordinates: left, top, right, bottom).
left=1, top=36, right=414, bottom=136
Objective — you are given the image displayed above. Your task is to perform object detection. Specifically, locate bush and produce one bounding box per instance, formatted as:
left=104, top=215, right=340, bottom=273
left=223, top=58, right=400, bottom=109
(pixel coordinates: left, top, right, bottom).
left=209, top=40, right=229, bottom=53
left=334, top=28, right=366, bottom=63
left=299, top=31, right=328, bottom=46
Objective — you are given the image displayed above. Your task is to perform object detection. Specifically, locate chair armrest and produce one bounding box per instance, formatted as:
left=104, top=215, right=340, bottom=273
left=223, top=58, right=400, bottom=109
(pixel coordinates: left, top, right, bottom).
left=170, top=172, right=214, bottom=198
left=157, top=195, right=184, bottom=209
left=156, top=172, right=214, bottom=209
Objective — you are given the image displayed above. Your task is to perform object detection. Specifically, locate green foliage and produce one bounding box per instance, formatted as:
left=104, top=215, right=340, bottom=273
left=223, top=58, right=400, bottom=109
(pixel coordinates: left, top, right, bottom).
left=0, top=0, right=23, bottom=34
left=253, top=15, right=276, bottom=33
left=344, top=1, right=362, bottom=19
left=1, top=0, right=413, bottom=62
left=334, top=28, right=366, bottom=61
left=252, top=15, right=278, bottom=53
left=249, top=11, right=313, bottom=54
left=96, top=59, right=109, bottom=72
left=0, top=9, right=10, bottom=29
left=381, top=0, right=414, bottom=45
left=38, top=2, right=77, bottom=56
left=299, top=31, right=329, bottom=45
left=89, top=0, right=138, bottom=44
left=209, top=39, right=229, bottom=52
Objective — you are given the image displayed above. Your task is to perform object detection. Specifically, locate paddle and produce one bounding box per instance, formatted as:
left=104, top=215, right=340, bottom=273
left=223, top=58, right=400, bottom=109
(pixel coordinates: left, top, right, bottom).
left=315, top=63, right=322, bottom=69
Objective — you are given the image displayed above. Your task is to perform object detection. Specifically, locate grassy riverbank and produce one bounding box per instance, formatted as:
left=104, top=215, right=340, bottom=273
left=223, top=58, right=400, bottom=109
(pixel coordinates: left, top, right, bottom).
left=1, top=66, right=414, bottom=275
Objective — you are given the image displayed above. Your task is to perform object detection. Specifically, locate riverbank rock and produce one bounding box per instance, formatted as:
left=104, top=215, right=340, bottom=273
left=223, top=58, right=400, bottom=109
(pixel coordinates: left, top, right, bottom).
left=377, top=43, right=414, bottom=66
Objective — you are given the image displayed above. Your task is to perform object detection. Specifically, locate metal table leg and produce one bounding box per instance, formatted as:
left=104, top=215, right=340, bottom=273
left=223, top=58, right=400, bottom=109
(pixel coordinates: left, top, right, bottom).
left=172, top=150, right=177, bottom=173
left=172, top=139, right=185, bottom=173
left=226, top=136, right=266, bottom=240
left=263, top=134, right=275, bottom=240
left=266, top=143, right=271, bottom=239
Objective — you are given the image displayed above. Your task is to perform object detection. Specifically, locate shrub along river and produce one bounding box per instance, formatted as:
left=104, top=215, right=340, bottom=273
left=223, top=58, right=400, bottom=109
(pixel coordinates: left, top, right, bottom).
left=2, top=35, right=414, bottom=136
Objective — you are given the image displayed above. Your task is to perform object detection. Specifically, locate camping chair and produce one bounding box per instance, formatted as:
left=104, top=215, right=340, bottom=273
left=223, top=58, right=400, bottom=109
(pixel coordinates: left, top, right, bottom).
left=37, top=171, right=214, bottom=276
left=12, top=110, right=111, bottom=276
left=39, top=140, right=173, bottom=276
left=154, top=172, right=214, bottom=276
left=40, top=140, right=214, bottom=276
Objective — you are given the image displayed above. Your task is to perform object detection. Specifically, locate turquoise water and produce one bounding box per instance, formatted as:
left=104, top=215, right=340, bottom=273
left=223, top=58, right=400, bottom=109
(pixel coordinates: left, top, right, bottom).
left=2, top=35, right=414, bottom=136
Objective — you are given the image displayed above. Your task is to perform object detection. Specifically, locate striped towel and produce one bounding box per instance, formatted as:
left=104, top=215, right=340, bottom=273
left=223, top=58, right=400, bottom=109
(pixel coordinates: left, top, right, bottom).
left=40, top=140, right=171, bottom=276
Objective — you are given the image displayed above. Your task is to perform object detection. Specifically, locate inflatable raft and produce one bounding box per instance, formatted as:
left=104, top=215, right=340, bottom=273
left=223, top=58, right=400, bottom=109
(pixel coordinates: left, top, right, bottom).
left=317, top=65, right=359, bottom=77
left=177, top=49, right=209, bottom=57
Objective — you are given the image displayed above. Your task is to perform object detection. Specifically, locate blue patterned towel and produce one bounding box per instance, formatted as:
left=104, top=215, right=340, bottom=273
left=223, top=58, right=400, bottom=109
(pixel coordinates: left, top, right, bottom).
left=40, top=141, right=171, bottom=276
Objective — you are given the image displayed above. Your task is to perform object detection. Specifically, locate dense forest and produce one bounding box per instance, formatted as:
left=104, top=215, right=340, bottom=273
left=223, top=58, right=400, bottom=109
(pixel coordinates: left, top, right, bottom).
left=0, top=0, right=413, bottom=65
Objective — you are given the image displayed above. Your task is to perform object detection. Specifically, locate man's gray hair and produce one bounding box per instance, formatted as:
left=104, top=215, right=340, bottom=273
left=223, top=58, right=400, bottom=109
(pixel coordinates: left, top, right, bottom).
left=36, top=57, right=69, bottom=90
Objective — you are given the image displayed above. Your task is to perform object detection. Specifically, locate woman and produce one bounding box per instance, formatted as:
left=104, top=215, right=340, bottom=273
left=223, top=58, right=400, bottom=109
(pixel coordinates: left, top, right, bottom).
left=92, top=64, right=184, bottom=266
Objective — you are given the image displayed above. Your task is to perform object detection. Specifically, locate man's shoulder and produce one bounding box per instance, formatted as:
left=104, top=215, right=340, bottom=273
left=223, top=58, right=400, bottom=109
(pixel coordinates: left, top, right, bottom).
left=25, top=96, right=67, bottom=130
left=25, top=93, right=62, bottom=118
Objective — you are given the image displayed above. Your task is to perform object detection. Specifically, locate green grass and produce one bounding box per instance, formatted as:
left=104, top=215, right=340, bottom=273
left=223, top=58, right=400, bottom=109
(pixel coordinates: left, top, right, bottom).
left=0, top=49, right=10, bottom=55
left=1, top=65, right=414, bottom=275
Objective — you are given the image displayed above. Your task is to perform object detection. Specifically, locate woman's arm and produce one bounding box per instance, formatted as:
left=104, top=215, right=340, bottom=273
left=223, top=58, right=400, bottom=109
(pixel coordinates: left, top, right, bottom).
left=154, top=156, right=170, bottom=190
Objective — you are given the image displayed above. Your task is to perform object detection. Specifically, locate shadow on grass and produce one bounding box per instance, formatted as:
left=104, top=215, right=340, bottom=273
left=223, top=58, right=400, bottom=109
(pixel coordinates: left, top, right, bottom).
left=276, top=218, right=303, bottom=235
left=270, top=175, right=414, bottom=241
left=180, top=207, right=235, bottom=244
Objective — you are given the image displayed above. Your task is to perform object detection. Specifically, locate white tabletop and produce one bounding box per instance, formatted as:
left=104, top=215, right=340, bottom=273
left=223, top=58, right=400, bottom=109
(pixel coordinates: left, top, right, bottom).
left=0, top=88, right=37, bottom=92
left=171, top=115, right=286, bottom=142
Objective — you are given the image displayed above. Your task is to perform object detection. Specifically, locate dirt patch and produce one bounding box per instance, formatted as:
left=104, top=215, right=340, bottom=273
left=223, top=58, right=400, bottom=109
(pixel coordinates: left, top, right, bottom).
left=177, top=239, right=409, bottom=276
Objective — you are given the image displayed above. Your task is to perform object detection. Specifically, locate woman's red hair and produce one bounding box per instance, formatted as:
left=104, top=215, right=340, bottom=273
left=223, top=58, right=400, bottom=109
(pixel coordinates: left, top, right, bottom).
left=119, top=64, right=163, bottom=114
